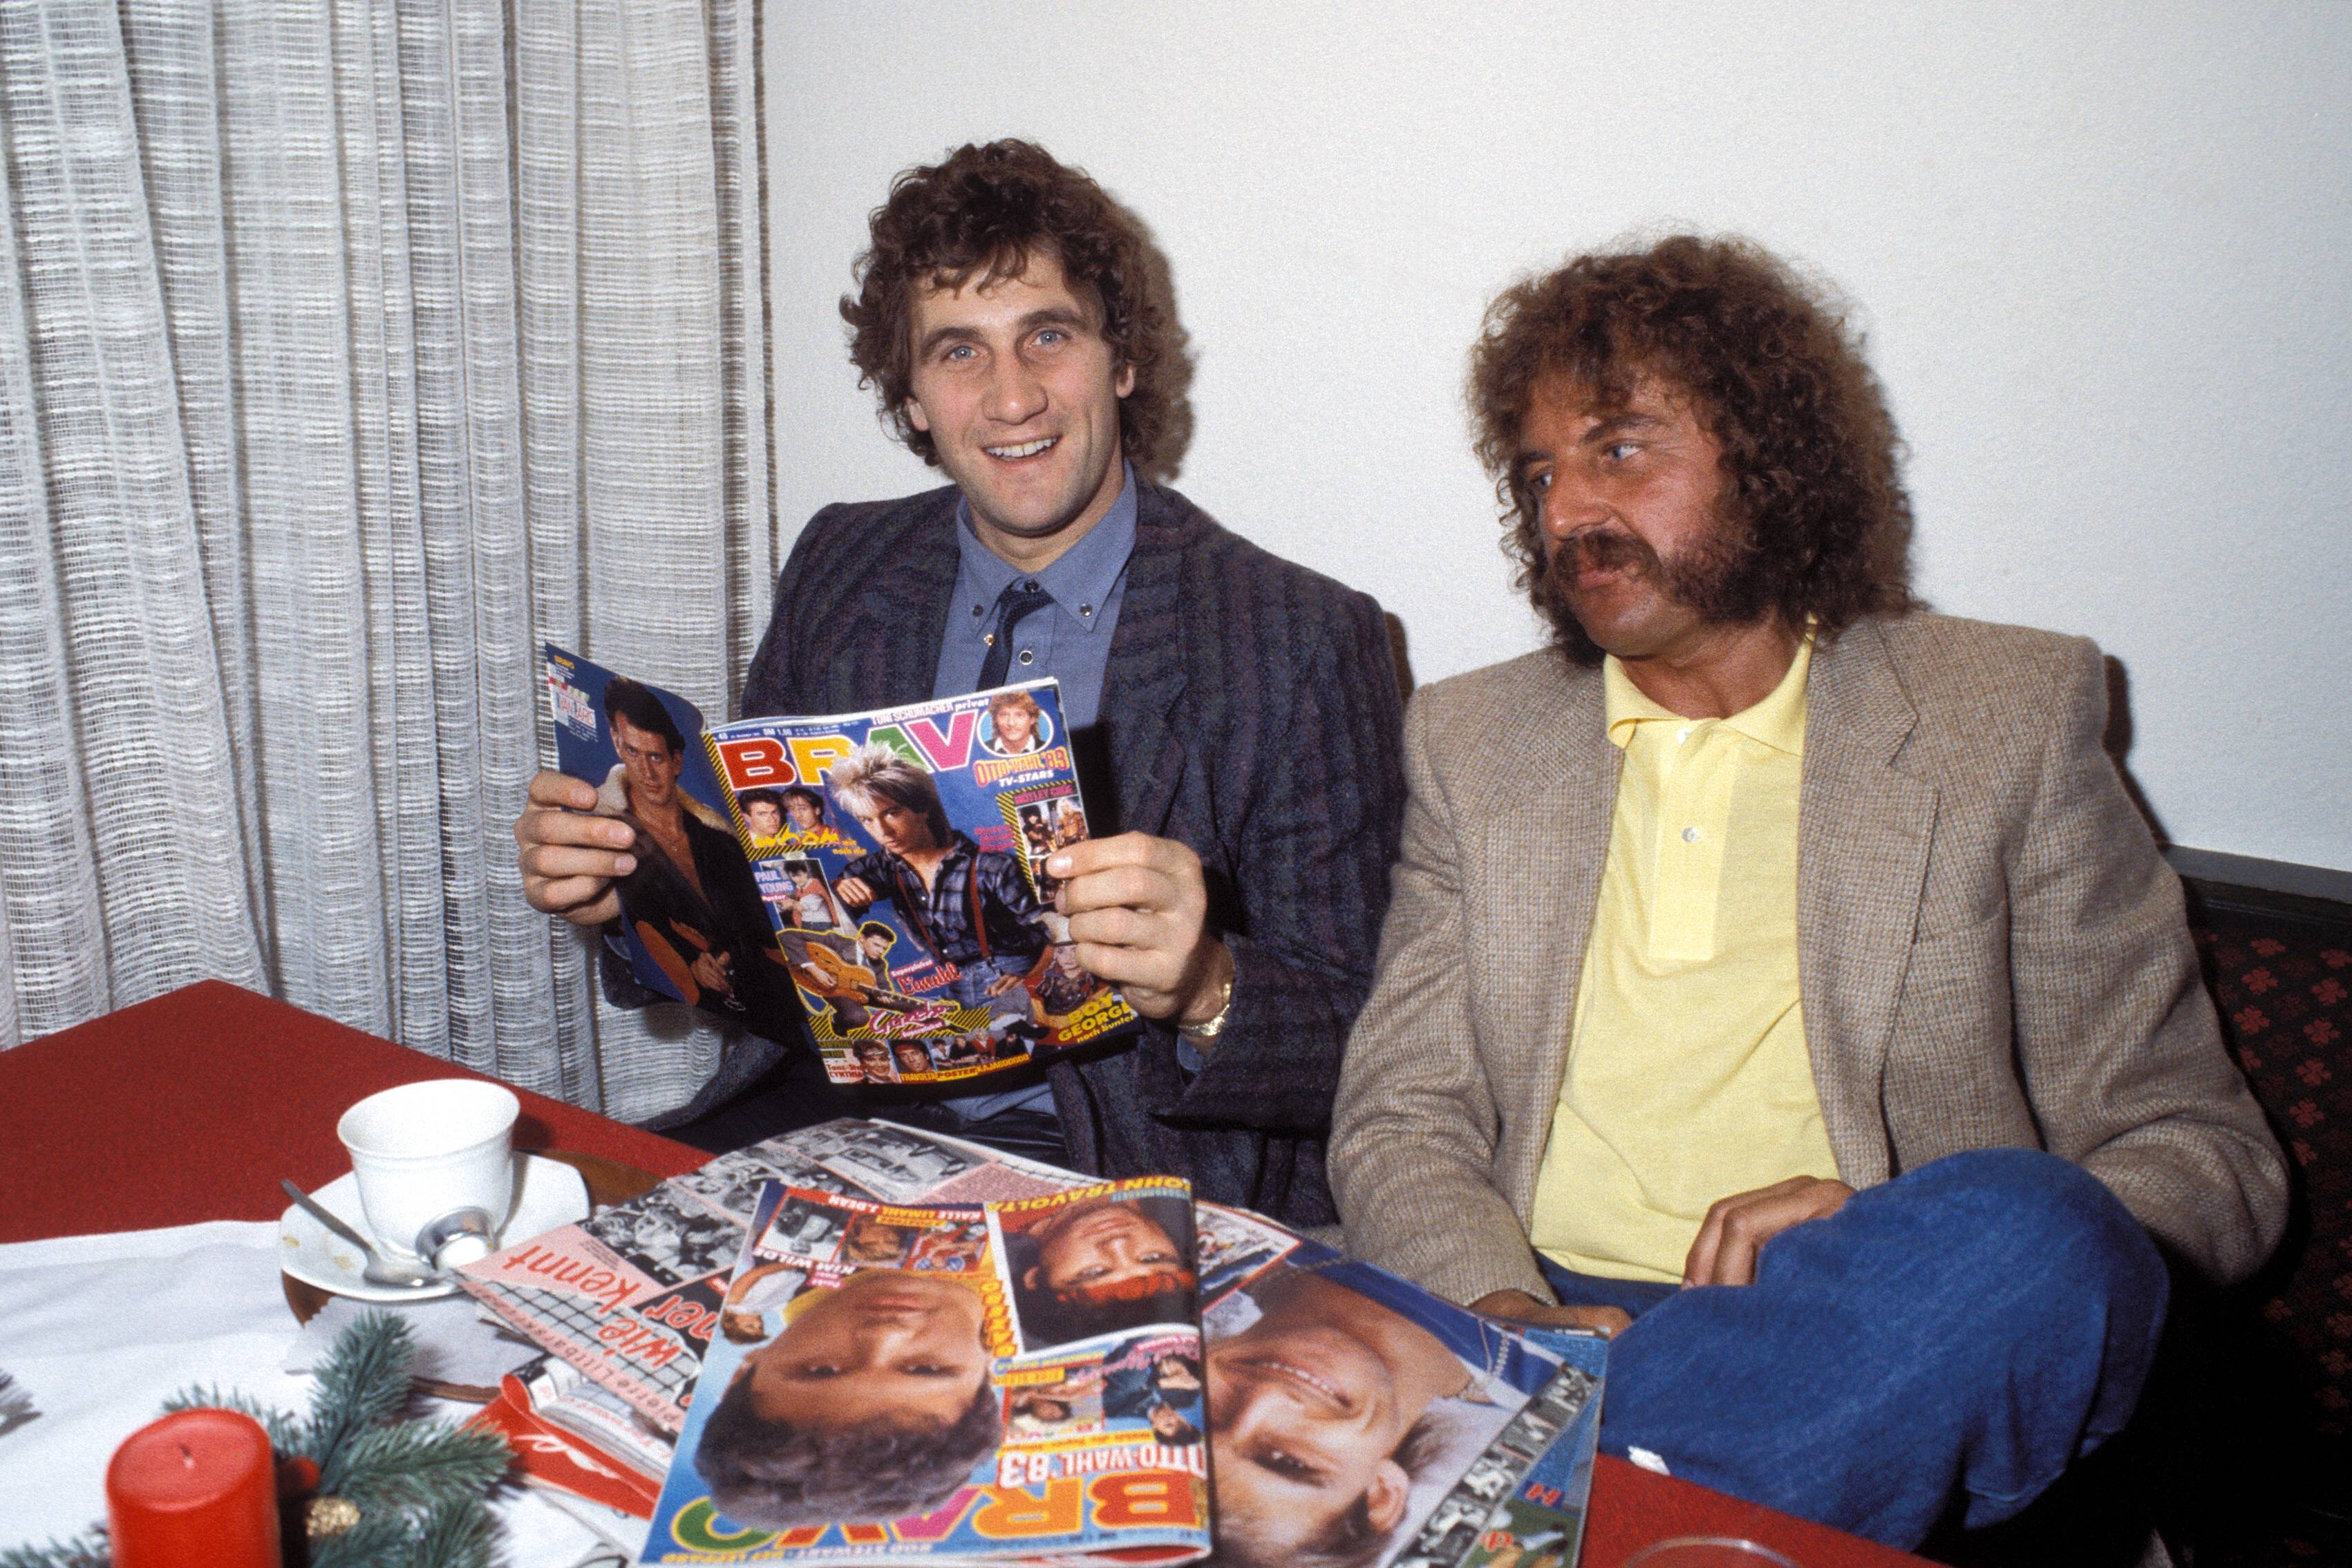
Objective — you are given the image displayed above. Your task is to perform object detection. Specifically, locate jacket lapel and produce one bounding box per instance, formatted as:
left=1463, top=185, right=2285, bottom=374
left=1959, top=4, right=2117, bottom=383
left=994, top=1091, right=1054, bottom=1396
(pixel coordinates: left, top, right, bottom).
left=1094, top=485, right=1192, bottom=838
left=1797, top=620, right=1937, bottom=1188
left=834, top=494, right=960, bottom=711
left=1486, top=658, right=1621, bottom=1211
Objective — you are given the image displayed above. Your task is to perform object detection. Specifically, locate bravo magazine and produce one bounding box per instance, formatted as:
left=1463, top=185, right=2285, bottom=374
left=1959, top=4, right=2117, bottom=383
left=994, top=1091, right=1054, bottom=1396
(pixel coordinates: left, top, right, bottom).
left=636, top=1176, right=1210, bottom=1565
left=543, top=646, right=1139, bottom=1086
left=456, top=1120, right=1092, bottom=1435
left=1192, top=1202, right=1605, bottom=1568
left=460, top=1121, right=1605, bottom=1567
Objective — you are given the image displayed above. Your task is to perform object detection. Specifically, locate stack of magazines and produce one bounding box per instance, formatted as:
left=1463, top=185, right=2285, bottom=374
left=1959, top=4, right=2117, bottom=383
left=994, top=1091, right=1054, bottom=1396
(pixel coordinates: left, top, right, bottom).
left=458, top=1119, right=1606, bottom=1567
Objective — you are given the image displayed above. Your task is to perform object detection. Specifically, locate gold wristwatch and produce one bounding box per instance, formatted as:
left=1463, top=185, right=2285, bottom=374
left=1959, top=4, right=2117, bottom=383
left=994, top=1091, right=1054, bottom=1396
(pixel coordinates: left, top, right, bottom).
left=1177, top=972, right=1235, bottom=1043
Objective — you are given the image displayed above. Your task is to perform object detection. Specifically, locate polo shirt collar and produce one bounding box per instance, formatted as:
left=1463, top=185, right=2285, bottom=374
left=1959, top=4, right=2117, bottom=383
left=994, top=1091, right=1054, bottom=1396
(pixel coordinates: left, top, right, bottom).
left=1603, top=634, right=1814, bottom=756
left=953, top=462, right=1137, bottom=633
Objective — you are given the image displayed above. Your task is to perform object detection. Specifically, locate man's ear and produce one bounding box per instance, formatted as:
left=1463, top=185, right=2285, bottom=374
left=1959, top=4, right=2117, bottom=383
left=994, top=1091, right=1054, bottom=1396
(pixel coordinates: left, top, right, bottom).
left=905, top=397, right=932, bottom=434
left=1114, top=362, right=1136, bottom=399
left=1366, top=1457, right=1412, bottom=1531
left=1022, top=1265, right=1042, bottom=1292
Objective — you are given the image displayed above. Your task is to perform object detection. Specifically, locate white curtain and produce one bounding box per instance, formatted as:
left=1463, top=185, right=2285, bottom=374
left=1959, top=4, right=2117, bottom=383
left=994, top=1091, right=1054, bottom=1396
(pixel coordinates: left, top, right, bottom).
left=0, top=0, right=772, bottom=1122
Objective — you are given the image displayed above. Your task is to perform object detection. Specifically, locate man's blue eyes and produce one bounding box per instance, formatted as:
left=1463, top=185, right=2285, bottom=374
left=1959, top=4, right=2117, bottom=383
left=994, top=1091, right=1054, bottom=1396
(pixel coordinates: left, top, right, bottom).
left=940, top=330, right=1070, bottom=362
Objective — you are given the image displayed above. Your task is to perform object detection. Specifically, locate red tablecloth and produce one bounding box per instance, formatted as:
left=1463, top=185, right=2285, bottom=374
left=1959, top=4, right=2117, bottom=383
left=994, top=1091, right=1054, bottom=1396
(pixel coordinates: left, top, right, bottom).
left=0, top=979, right=700, bottom=1240
left=0, top=980, right=1927, bottom=1568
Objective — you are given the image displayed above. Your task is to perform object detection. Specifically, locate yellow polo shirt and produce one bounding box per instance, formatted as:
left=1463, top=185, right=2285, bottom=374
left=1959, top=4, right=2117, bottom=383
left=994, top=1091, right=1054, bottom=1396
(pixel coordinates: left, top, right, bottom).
left=1527, top=640, right=1839, bottom=1284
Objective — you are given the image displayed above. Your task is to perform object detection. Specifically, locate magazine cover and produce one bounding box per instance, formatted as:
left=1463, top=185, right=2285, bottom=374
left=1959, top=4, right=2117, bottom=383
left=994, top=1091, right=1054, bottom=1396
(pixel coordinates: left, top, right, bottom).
left=544, top=645, right=1142, bottom=1086
left=702, top=683, right=1141, bottom=1083
left=457, top=1120, right=1094, bottom=1434
left=543, top=645, right=802, bottom=1044
left=638, top=1178, right=1210, bottom=1565
left=1191, top=1204, right=1599, bottom=1568
left=1394, top=1330, right=1607, bottom=1568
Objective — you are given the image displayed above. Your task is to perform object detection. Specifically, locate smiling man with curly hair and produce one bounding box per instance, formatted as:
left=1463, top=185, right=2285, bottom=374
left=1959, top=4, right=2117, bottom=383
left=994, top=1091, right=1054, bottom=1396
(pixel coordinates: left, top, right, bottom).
left=516, top=140, right=1402, bottom=1214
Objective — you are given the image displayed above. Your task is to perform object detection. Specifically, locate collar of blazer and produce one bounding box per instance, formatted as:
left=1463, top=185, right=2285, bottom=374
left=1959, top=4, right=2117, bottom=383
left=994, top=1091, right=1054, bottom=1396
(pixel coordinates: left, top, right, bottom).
left=843, top=480, right=1200, bottom=842
left=1496, top=616, right=1934, bottom=1189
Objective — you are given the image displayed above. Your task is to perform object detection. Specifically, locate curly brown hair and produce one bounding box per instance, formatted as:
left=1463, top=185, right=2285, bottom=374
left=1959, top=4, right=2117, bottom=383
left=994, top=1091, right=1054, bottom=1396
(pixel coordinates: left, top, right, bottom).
left=1467, top=235, right=1918, bottom=662
left=842, top=140, right=1177, bottom=475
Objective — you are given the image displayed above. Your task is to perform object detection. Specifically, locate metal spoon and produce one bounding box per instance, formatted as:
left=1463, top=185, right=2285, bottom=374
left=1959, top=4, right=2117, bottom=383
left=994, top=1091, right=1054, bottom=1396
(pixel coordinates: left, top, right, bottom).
left=415, top=1206, right=496, bottom=1271
left=279, top=1179, right=442, bottom=1290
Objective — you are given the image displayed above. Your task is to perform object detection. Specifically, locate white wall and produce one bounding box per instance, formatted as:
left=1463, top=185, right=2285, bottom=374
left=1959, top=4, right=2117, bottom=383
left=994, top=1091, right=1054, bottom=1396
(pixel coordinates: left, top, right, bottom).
left=766, top=2, right=2352, bottom=871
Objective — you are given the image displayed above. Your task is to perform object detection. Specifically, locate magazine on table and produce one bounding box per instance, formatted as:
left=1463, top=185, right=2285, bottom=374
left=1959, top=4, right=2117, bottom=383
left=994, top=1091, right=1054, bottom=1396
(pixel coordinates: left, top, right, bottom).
left=467, top=1355, right=669, bottom=1522
left=543, top=645, right=1141, bottom=1085
left=455, top=1119, right=1092, bottom=1435
left=1192, top=1202, right=1607, bottom=1568
left=458, top=1117, right=1605, bottom=1565
left=637, top=1175, right=1210, bottom=1565
left=1389, top=1323, right=1607, bottom=1568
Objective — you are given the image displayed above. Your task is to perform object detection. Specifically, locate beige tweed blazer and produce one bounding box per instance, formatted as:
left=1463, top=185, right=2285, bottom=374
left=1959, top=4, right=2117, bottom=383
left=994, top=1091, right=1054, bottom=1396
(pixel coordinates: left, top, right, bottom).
left=1330, top=613, right=2287, bottom=1304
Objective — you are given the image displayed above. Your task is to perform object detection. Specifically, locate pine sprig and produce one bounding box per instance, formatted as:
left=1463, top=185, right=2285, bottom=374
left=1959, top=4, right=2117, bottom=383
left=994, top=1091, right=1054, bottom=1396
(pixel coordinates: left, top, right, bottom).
left=160, top=1383, right=305, bottom=1450
left=309, top=1509, right=422, bottom=1568
left=309, top=1312, right=418, bottom=1484
left=307, top=1495, right=498, bottom=1568
left=411, top=1495, right=500, bottom=1568
left=4, top=1315, right=510, bottom=1568
left=0, top=1533, right=107, bottom=1568
left=335, top=1419, right=512, bottom=1513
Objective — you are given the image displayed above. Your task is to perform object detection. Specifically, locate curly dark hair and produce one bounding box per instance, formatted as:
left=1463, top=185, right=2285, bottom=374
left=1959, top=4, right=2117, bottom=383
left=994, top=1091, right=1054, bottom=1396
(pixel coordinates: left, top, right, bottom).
left=1467, top=235, right=1919, bottom=663
left=842, top=139, right=1177, bottom=475
left=695, top=1373, right=1001, bottom=1529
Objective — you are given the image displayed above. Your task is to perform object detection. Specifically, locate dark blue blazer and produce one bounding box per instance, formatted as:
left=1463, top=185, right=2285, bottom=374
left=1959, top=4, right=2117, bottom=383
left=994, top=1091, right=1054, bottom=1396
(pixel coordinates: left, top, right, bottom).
left=742, top=480, right=1404, bottom=1225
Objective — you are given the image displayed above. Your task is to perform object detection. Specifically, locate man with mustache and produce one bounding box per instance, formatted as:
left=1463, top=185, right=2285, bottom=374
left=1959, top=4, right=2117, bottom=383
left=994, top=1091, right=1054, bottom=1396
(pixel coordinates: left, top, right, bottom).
left=516, top=140, right=1402, bottom=1217
left=1330, top=237, right=2286, bottom=1549
left=986, top=688, right=1047, bottom=756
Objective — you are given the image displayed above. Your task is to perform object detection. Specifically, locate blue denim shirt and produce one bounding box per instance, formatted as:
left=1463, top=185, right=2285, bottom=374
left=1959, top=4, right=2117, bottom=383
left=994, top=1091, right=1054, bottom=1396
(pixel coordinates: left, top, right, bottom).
left=930, top=464, right=1136, bottom=734
left=926, top=466, right=1137, bottom=1124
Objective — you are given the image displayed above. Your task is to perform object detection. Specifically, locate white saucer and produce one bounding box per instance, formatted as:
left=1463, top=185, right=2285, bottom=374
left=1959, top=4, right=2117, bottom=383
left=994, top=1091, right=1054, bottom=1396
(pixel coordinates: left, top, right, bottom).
left=278, top=1153, right=591, bottom=1303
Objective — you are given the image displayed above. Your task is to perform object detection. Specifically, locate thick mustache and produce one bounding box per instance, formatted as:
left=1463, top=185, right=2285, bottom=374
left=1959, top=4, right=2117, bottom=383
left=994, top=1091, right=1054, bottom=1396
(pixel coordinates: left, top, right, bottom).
left=1546, top=526, right=1659, bottom=584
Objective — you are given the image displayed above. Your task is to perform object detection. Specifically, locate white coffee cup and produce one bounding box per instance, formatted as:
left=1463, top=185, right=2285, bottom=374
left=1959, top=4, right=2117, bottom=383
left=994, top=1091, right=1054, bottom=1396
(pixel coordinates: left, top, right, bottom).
left=337, top=1079, right=520, bottom=1260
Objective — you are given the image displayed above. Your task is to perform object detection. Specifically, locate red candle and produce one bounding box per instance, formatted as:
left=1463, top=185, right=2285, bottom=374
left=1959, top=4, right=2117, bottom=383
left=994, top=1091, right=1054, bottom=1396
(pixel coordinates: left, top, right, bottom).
left=105, top=1408, right=283, bottom=1568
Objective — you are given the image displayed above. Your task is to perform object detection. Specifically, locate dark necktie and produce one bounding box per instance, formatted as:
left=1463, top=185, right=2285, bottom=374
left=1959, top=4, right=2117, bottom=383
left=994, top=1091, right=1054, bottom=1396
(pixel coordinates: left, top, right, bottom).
left=977, top=578, right=1053, bottom=690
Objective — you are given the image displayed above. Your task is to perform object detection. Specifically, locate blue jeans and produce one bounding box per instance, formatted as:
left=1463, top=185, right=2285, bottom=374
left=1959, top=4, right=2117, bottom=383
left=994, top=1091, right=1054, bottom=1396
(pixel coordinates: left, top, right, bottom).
left=1536, top=1149, right=2167, bottom=1549
left=941, top=952, right=1033, bottom=1026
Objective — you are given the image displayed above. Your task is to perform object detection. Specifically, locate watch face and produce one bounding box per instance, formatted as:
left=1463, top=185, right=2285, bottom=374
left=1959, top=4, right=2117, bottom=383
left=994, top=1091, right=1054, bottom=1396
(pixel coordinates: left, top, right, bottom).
left=1180, top=979, right=1234, bottom=1040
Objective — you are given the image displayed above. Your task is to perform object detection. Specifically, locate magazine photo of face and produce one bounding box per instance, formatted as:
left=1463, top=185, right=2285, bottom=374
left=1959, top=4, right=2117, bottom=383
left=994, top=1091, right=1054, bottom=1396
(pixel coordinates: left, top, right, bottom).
left=696, top=1265, right=1005, bottom=1531
left=997, top=1187, right=1198, bottom=1356
left=636, top=1165, right=1225, bottom=1565
left=1199, top=1247, right=1561, bottom=1568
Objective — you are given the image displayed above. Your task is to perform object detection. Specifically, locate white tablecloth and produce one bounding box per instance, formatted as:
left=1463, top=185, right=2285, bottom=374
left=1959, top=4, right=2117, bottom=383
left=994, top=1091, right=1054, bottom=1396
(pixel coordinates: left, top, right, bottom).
left=0, top=1220, right=619, bottom=1563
